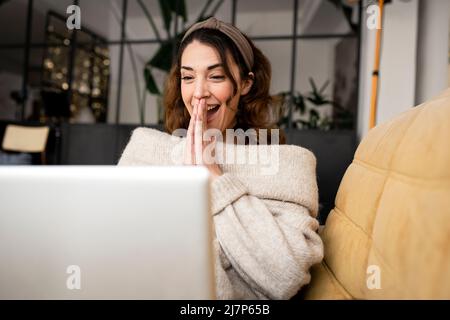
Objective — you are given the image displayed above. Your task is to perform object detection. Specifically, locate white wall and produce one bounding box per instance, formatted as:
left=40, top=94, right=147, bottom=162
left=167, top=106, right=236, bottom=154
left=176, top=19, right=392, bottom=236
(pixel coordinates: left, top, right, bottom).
left=357, top=0, right=419, bottom=142
left=415, top=0, right=450, bottom=105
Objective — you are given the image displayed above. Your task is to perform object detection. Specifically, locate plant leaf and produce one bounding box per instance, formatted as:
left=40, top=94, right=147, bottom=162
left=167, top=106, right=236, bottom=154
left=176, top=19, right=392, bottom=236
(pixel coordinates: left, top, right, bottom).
left=149, top=31, right=186, bottom=72
left=159, top=0, right=188, bottom=34
left=168, top=0, right=187, bottom=22
left=309, top=109, right=320, bottom=128
left=319, top=79, right=330, bottom=94
left=144, top=67, right=160, bottom=95
left=342, top=5, right=358, bottom=33
left=307, top=96, right=332, bottom=106
left=158, top=0, right=172, bottom=33
left=149, top=40, right=175, bottom=72
left=309, top=77, right=318, bottom=94
left=310, top=109, right=320, bottom=118
left=293, top=94, right=306, bottom=114
left=306, top=78, right=333, bottom=106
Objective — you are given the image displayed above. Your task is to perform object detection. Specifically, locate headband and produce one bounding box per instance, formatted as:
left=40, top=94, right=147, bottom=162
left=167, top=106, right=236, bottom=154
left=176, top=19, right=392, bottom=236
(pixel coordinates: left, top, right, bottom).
left=181, top=17, right=254, bottom=70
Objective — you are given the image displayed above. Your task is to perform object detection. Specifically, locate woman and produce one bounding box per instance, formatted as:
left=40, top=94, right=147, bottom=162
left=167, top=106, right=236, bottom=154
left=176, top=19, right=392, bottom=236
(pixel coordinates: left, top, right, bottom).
left=119, top=17, right=323, bottom=299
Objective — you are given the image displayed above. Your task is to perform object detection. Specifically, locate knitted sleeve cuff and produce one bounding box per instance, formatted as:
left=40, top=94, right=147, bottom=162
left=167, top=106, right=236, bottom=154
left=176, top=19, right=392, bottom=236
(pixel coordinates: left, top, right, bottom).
left=210, top=172, right=248, bottom=216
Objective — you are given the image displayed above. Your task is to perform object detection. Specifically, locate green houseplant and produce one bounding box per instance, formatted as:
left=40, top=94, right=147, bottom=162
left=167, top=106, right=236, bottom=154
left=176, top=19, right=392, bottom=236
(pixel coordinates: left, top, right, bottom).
left=276, top=77, right=354, bottom=130
left=276, top=78, right=334, bottom=130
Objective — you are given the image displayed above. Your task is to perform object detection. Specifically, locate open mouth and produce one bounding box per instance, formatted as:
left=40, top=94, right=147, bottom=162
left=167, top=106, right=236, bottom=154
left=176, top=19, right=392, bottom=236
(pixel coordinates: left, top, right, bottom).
left=206, top=104, right=221, bottom=121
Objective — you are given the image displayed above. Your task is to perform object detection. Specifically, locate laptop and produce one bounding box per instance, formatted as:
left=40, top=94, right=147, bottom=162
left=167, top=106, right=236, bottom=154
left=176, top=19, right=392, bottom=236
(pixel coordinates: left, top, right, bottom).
left=0, top=166, right=215, bottom=299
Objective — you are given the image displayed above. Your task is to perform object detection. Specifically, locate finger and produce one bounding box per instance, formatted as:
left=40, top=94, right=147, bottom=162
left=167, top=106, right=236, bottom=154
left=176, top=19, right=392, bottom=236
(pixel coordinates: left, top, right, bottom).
left=197, top=99, right=207, bottom=149
left=198, top=98, right=205, bottom=121
left=184, top=101, right=196, bottom=164
left=194, top=99, right=203, bottom=164
left=191, top=100, right=199, bottom=164
left=201, top=99, right=207, bottom=138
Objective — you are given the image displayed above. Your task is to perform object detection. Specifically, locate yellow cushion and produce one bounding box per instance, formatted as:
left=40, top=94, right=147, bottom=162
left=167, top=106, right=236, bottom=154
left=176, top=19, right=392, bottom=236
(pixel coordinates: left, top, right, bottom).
left=303, top=88, right=450, bottom=299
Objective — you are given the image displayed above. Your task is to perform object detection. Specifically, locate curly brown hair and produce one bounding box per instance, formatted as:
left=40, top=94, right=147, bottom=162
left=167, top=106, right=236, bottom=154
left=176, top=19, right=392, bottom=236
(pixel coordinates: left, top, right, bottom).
left=163, top=28, right=285, bottom=144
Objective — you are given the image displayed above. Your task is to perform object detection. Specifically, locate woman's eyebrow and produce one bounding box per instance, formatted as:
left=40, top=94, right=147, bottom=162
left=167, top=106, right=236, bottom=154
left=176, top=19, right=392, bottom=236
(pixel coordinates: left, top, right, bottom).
left=180, top=63, right=223, bottom=71
left=207, top=63, right=223, bottom=70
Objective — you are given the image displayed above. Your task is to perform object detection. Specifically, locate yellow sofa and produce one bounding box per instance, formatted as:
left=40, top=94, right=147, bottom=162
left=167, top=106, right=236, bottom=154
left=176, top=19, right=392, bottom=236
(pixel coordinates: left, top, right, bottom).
left=301, top=88, right=450, bottom=299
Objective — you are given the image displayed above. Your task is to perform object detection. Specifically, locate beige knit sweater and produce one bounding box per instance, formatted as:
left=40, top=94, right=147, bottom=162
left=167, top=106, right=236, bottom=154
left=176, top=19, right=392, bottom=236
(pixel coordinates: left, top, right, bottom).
left=118, top=127, right=324, bottom=300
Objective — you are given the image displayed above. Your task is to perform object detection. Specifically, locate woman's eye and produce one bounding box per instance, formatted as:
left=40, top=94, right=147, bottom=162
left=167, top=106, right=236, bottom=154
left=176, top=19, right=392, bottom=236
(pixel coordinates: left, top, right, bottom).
left=211, top=75, right=225, bottom=80
left=181, top=76, right=193, bottom=81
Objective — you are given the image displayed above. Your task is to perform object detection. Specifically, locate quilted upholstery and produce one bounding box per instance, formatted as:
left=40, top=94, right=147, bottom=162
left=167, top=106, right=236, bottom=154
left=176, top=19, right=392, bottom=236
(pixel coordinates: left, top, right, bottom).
left=302, top=88, right=450, bottom=299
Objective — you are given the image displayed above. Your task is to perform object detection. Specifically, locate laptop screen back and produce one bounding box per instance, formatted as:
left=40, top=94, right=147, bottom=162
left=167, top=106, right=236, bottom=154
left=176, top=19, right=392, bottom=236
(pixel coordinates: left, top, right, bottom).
left=0, top=166, right=214, bottom=299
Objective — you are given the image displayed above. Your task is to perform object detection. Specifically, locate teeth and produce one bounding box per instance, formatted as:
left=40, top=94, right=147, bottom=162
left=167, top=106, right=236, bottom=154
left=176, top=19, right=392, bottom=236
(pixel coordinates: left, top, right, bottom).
left=207, top=105, right=219, bottom=111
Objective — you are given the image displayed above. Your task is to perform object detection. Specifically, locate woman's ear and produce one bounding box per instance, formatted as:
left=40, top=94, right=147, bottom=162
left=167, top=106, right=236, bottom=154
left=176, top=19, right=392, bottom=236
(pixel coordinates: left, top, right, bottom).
left=240, top=72, right=254, bottom=96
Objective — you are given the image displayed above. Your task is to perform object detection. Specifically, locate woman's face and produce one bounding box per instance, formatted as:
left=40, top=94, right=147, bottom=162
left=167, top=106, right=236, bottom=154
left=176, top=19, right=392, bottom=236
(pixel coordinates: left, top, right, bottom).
left=180, top=40, right=252, bottom=133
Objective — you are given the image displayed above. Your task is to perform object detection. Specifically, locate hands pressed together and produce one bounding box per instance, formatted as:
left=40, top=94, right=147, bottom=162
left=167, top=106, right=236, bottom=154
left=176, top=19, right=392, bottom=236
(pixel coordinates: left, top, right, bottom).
left=184, top=98, right=223, bottom=179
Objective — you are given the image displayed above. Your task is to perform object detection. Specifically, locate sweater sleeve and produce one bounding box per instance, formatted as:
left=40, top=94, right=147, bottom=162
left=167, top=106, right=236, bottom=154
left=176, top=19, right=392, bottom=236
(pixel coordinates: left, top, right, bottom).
left=210, top=172, right=324, bottom=300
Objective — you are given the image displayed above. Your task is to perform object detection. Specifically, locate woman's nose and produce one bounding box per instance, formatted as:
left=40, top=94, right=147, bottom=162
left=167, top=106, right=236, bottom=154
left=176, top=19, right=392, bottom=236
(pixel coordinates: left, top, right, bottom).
left=193, top=78, right=210, bottom=100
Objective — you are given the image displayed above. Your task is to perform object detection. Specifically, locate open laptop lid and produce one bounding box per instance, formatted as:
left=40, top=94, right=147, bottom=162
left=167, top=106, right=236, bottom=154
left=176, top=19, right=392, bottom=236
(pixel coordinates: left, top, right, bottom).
left=0, top=166, right=214, bottom=299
